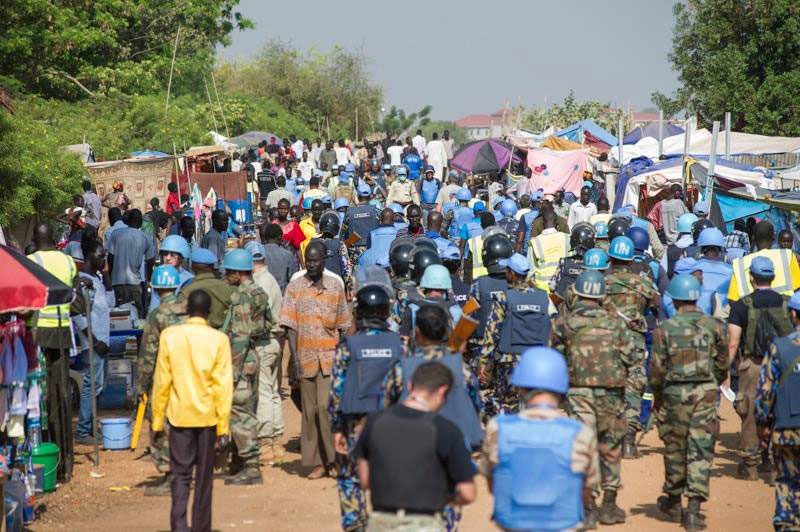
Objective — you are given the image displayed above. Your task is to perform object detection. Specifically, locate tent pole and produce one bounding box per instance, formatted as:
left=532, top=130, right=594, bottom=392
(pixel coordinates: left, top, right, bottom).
left=617, top=118, right=624, bottom=168
left=658, top=110, right=664, bottom=158
left=203, top=77, right=219, bottom=133
left=705, top=121, right=720, bottom=204
left=725, top=112, right=731, bottom=159
left=165, top=27, right=181, bottom=113
left=173, top=142, right=181, bottom=202
left=682, top=117, right=692, bottom=194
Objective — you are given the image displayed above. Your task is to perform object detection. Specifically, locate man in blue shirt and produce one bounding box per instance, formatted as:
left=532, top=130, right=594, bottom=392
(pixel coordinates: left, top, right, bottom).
left=402, top=148, right=423, bottom=180
left=108, top=208, right=156, bottom=317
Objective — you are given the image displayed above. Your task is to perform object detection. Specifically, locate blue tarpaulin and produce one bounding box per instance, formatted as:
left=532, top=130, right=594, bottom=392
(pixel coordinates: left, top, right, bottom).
left=556, top=119, right=617, bottom=147
left=715, top=192, right=771, bottom=231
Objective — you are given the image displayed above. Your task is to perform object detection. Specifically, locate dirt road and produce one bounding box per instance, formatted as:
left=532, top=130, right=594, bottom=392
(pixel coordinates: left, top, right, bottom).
left=30, top=399, right=773, bottom=531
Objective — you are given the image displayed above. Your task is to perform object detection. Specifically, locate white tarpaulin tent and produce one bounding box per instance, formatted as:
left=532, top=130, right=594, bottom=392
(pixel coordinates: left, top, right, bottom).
left=612, top=129, right=800, bottom=165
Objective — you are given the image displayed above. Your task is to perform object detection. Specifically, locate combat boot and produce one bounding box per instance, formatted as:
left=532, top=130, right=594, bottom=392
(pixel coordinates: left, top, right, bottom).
left=144, top=473, right=172, bottom=497
left=622, top=431, right=638, bottom=459
left=260, top=437, right=274, bottom=463
left=272, top=436, right=285, bottom=464
left=656, top=494, right=683, bottom=522
left=737, top=462, right=758, bottom=481
left=581, top=498, right=598, bottom=530
left=598, top=490, right=625, bottom=525
left=682, top=497, right=706, bottom=531
left=225, top=466, right=263, bottom=485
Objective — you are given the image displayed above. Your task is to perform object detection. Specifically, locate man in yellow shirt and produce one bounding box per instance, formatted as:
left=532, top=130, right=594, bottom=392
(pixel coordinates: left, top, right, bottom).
left=728, top=220, right=800, bottom=301
left=151, top=289, right=233, bottom=532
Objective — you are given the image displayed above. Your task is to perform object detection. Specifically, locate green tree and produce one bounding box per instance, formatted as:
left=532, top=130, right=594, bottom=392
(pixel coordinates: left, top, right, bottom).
left=1, top=0, right=252, bottom=100
left=522, top=91, right=624, bottom=133
left=0, top=110, right=84, bottom=227
left=420, top=121, right=469, bottom=150
left=378, top=105, right=432, bottom=137
left=653, top=0, right=800, bottom=135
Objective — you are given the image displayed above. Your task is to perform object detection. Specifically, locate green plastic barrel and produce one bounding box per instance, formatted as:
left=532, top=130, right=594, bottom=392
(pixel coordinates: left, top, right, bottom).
left=32, top=443, right=59, bottom=492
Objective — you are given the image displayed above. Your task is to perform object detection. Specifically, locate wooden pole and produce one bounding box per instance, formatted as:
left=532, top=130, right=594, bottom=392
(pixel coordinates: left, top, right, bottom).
left=203, top=76, right=219, bottom=132
left=366, top=107, right=375, bottom=135
left=724, top=112, right=731, bottom=159
left=617, top=118, right=624, bottom=167
left=326, top=116, right=331, bottom=140
left=165, top=28, right=181, bottom=113
left=682, top=117, right=692, bottom=194
left=210, top=70, right=229, bottom=137
left=705, top=120, right=720, bottom=203
left=355, top=107, right=359, bottom=142
left=173, top=142, right=181, bottom=201
left=657, top=109, right=664, bottom=158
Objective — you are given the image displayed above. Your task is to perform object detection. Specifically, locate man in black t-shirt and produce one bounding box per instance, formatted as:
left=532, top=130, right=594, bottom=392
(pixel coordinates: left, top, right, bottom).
left=728, top=256, right=792, bottom=480
left=355, top=361, right=476, bottom=531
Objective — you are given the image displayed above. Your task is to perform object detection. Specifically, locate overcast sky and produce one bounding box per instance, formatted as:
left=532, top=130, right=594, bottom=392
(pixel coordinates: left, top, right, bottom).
left=219, top=1, right=681, bottom=121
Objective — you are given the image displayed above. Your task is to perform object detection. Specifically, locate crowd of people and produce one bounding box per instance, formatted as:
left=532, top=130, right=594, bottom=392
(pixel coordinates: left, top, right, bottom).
left=20, top=129, right=800, bottom=532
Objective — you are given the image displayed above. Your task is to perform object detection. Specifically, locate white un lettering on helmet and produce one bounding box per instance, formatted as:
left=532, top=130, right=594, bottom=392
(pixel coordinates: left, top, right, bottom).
left=616, top=241, right=630, bottom=254
left=361, top=348, right=393, bottom=358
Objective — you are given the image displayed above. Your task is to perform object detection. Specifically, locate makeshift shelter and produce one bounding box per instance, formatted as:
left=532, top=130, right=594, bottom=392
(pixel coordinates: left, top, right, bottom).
left=556, top=119, right=617, bottom=147
left=451, top=138, right=514, bottom=175
left=541, top=135, right=584, bottom=151
left=524, top=148, right=591, bottom=196
left=623, top=122, right=684, bottom=144
left=64, top=143, right=95, bottom=164
left=228, top=131, right=283, bottom=148
left=86, top=156, right=174, bottom=212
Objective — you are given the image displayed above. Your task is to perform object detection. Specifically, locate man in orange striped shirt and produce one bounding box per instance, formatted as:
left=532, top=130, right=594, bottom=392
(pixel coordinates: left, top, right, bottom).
left=280, top=240, right=352, bottom=479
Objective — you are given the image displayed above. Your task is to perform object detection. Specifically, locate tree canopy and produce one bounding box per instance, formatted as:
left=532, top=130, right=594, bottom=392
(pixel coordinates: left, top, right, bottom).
left=1, top=0, right=252, bottom=100
left=522, top=91, right=624, bottom=134
left=652, top=0, right=800, bottom=135
left=378, top=105, right=432, bottom=138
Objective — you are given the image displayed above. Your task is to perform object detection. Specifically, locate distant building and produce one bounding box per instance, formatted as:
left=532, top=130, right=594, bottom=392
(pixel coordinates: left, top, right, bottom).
left=455, top=109, right=510, bottom=140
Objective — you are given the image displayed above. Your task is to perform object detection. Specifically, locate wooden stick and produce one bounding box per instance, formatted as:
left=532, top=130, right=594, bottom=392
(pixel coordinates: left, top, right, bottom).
left=165, top=27, right=181, bottom=113
left=203, top=76, right=219, bottom=132
left=210, top=70, right=229, bottom=137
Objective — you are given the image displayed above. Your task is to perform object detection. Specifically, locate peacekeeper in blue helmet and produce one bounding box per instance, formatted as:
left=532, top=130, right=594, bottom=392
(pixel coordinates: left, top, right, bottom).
left=447, top=187, right=475, bottom=239
left=664, top=213, right=698, bottom=277
left=662, top=257, right=714, bottom=318
left=479, top=346, right=600, bottom=532
left=341, top=183, right=379, bottom=263
left=181, top=248, right=233, bottom=330
left=383, top=303, right=483, bottom=532
left=149, top=234, right=194, bottom=312
left=755, top=290, right=800, bottom=531
left=497, top=199, right=520, bottom=237
left=594, top=221, right=610, bottom=251
left=135, top=264, right=189, bottom=495
left=695, top=226, right=733, bottom=312
left=559, top=247, right=609, bottom=311
left=478, top=253, right=551, bottom=416
left=399, top=264, right=463, bottom=343
left=328, top=267, right=403, bottom=532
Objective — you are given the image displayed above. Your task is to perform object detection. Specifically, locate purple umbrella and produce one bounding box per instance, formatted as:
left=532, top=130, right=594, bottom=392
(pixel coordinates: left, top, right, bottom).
left=451, top=139, right=514, bottom=175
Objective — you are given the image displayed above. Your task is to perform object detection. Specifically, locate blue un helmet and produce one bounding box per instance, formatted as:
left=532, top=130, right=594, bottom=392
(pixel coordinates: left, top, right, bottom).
left=223, top=248, right=253, bottom=272
left=419, top=264, right=452, bottom=290
left=455, top=187, right=472, bottom=202
left=500, top=199, right=518, bottom=218
left=191, top=248, right=217, bottom=266
left=511, top=347, right=569, bottom=395
left=151, top=265, right=180, bottom=289
left=160, top=234, right=191, bottom=260
left=677, top=213, right=699, bottom=234
left=583, top=248, right=609, bottom=270
left=788, top=291, right=800, bottom=312
left=574, top=270, right=606, bottom=298
left=594, top=221, right=609, bottom=239
left=608, top=236, right=635, bottom=261
left=697, top=227, right=725, bottom=248
left=666, top=273, right=701, bottom=301
left=626, top=226, right=649, bottom=252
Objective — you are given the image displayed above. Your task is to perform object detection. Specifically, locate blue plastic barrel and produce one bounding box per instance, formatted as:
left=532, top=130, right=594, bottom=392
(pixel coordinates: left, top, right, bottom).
left=100, top=418, right=132, bottom=450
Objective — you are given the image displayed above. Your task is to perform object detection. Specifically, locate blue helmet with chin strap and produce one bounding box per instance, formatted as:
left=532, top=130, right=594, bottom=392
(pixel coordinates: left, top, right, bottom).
left=511, top=347, right=569, bottom=394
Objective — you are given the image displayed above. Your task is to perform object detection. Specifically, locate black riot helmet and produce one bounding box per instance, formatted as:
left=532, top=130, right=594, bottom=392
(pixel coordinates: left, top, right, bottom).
left=319, top=212, right=341, bottom=236
left=691, top=218, right=714, bottom=243
left=389, top=242, right=414, bottom=277
left=413, top=237, right=438, bottom=254
left=355, top=285, right=392, bottom=319
left=408, top=248, right=441, bottom=284
left=607, top=218, right=631, bottom=241
left=570, top=222, right=596, bottom=255
left=482, top=233, right=513, bottom=274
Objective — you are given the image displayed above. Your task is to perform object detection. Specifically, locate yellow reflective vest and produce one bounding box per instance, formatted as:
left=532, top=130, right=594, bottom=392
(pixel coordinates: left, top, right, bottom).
left=470, top=235, right=487, bottom=278
left=528, top=230, right=570, bottom=292
left=728, top=248, right=800, bottom=301
left=28, top=250, right=76, bottom=328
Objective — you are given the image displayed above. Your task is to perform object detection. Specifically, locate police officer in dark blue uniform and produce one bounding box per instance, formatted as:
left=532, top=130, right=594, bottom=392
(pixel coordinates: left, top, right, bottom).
left=441, top=245, right=469, bottom=307
left=418, top=165, right=441, bottom=221
left=551, top=222, right=596, bottom=307
left=329, top=267, right=404, bottom=531
left=342, top=183, right=379, bottom=254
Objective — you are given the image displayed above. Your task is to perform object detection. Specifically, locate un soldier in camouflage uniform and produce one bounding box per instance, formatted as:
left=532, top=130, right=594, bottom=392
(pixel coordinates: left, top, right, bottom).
left=135, top=266, right=187, bottom=496
left=650, top=274, right=727, bottom=531
left=605, top=236, right=660, bottom=458
left=478, top=254, right=550, bottom=416
left=551, top=270, right=638, bottom=527
left=755, top=292, right=800, bottom=531
left=222, top=249, right=272, bottom=485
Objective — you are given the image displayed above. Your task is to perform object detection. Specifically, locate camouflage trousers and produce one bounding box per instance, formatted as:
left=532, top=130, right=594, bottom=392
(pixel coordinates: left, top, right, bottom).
left=493, top=357, right=521, bottom=415
left=655, top=382, right=719, bottom=500
left=624, top=333, right=648, bottom=434
left=773, top=444, right=800, bottom=531
left=567, top=387, right=626, bottom=493
left=231, top=373, right=261, bottom=468
left=367, top=511, right=446, bottom=532
left=336, top=417, right=368, bottom=532
left=349, top=246, right=366, bottom=272
left=150, top=421, right=171, bottom=473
